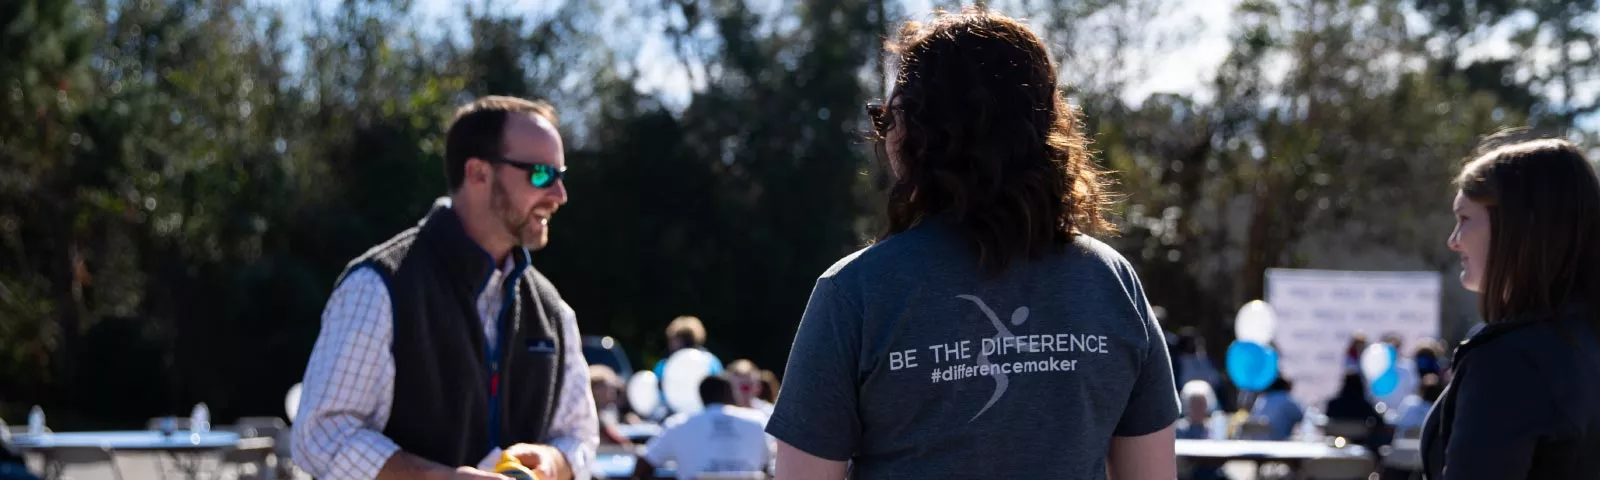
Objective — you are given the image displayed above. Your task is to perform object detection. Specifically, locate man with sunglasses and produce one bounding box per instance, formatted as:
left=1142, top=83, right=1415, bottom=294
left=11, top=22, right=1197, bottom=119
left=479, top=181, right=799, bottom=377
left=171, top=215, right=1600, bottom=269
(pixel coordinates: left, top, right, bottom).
left=293, top=96, right=597, bottom=480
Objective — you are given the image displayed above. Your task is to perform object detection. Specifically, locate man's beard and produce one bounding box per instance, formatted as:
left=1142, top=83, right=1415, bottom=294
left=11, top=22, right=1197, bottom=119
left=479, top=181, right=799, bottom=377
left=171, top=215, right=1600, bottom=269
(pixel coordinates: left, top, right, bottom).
left=490, top=178, right=536, bottom=246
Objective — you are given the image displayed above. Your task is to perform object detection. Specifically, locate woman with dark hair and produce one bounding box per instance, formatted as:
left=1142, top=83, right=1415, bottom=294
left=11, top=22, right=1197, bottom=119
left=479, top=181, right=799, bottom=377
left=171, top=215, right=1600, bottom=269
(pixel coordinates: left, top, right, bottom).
left=1423, top=136, right=1600, bottom=478
left=1325, top=374, right=1380, bottom=425
left=1323, top=373, right=1381, bottom=442
left=766, top=8, right=1178, bottom=479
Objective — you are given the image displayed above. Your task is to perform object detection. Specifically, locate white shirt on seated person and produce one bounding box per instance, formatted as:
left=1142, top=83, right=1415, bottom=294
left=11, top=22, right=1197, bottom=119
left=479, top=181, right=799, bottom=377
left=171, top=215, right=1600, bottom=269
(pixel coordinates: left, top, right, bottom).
left=643, top=403, right=774, bottom=480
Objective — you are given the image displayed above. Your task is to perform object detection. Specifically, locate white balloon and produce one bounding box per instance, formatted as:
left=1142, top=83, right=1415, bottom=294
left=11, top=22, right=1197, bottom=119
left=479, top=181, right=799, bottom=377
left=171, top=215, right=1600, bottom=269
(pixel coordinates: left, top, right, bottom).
left=285, top=383, right=303, bottom=423
left=661, top=349, right=716, bottom=414
left=1360, top=343, right=1394, bottom=382
left=625, top=371, right=661, bottom=418
left=1234, top=300, right=1278, bottom=343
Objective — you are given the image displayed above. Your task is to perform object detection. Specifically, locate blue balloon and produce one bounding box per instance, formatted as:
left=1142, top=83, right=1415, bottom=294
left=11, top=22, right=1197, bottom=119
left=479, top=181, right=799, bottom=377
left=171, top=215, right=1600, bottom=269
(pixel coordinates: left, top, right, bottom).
left=1226, top=341, right=1280, bottom=392
left=1370, top=366, right=1401, bottom=397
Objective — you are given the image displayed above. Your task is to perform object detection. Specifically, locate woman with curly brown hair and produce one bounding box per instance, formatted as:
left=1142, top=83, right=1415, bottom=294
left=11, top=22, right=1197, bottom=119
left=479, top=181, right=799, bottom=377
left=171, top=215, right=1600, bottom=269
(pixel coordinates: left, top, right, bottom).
left=765, top=8, right=1178, bottom=479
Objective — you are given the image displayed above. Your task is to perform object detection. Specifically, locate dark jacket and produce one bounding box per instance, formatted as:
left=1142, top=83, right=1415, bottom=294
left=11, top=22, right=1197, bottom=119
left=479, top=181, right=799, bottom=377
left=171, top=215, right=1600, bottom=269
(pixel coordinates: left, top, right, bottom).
left=337, top=205, right=569, bottom=468
left=1422, top=304, right=1600, bottom=479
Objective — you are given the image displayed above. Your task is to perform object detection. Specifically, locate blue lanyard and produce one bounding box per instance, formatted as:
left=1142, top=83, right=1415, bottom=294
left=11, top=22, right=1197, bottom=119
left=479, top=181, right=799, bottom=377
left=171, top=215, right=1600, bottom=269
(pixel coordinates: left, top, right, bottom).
left=486, top=265, right=524, bottom=451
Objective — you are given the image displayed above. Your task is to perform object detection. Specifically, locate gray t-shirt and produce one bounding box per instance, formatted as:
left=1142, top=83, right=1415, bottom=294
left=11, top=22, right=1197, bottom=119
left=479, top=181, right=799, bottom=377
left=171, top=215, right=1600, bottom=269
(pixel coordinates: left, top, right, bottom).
left=766, top=217, right=1179, bottom=479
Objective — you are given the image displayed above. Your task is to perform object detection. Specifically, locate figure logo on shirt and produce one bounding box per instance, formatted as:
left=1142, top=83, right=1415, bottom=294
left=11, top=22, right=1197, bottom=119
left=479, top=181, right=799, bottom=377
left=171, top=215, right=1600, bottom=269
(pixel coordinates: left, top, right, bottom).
left=957, top=294, right=1030, bottom=422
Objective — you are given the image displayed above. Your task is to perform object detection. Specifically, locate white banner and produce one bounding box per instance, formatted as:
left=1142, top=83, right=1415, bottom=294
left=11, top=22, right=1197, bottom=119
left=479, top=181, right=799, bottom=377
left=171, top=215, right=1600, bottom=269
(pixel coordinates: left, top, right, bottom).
left=1264, top=268, right=1441, bottom=408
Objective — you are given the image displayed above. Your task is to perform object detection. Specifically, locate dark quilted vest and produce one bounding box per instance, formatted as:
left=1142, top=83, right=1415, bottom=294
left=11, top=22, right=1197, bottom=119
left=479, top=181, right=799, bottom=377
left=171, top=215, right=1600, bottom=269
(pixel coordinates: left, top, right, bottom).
left=335, top=204, right=566, bottom=468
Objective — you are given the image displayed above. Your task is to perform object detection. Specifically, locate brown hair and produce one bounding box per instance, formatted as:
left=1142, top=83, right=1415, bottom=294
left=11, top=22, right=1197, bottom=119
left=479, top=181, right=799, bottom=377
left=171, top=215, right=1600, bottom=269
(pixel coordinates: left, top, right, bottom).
left=665, top=315, right=707, bottom=349
left=876, top=8, right=1113, bottom=274
left=727, top=359, right=757, bottom=375
left=758, top=369, right=780, bottom=403
left=1455, top=137, right=1600, bottom=328
left=444, top=96, right=559, bottom=192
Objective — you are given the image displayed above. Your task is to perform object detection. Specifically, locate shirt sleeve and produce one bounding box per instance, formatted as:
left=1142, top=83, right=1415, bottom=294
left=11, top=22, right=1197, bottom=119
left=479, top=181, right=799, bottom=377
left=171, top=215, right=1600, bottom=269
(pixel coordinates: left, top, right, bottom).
left=290, top=267, right=403, bottom=480
left=544, top=299, right=599, bottom=480
left=1112, top=264, right=1182, bottom=437
left=641, top=423, right=679, bottom=467
left=763, top=277, right=863, bottom=461
left=1441, top=343, right=1555, bottom=479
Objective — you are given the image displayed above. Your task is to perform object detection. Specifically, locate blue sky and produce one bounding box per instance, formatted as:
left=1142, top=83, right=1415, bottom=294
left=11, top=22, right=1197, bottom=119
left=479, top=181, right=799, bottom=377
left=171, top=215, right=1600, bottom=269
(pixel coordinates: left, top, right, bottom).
left=265, top=0, right=1593, bottom=129
left=265, top=0, right=1241, bottom=104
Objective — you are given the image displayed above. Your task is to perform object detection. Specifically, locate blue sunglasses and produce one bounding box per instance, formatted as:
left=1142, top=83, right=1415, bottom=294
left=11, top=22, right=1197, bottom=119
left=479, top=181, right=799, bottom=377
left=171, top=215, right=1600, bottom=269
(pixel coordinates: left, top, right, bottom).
left=487, top=157, right=566, bottom=188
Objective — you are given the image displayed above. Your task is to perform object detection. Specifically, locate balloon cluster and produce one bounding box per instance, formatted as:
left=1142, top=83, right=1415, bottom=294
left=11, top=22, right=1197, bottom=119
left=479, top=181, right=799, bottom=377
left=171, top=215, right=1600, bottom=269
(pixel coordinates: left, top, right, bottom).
left=1359, top=343, right=1401, bottom=397
left=1225, top=300, right=1280, bottom=392
left=625, top=348, right=720, bottom=419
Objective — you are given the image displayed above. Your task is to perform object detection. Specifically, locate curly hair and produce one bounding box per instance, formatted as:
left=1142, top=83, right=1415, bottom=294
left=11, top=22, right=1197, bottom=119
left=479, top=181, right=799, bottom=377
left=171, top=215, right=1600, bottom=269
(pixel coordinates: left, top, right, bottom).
left=876, top=8, right=1114, bottom=274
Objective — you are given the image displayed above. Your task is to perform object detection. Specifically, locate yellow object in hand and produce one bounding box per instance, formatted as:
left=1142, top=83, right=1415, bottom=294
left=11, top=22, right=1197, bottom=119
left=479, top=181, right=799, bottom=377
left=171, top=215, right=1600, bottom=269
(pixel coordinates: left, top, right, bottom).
left=494, top=451, right=543, bottom=480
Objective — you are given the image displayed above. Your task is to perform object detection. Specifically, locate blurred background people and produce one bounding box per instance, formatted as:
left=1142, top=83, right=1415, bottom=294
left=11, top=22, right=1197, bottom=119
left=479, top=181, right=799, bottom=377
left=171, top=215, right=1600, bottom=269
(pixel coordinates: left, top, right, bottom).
left=1247, top=377, right=1304, bottom=441
left=636, top=376, right=773, bottom=480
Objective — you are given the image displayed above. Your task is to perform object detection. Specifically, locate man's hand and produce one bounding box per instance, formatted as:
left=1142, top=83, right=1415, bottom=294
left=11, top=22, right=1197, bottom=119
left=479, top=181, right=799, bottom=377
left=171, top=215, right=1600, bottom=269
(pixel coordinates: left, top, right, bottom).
left=449, top=466, right=511, bottom=480
left=505, top=443, right=571, bottom=480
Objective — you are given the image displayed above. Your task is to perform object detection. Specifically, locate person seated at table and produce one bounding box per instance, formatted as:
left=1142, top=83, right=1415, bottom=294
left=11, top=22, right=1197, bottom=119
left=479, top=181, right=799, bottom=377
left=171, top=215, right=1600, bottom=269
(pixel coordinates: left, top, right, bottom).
left=1390, top=373, right=1442, bottom=439
left=590, top=365, right=635, bottom=446
left=1176, top=380, right=1218, bottom=440
left=726, top=360, right=773, bottom=418
left=1411, top=339, right=1447, bottom=382
left=1176, top=381, right=1227, bottom=480
left=1324, top=372, right=1385, bottom=441
left=635, top=375, right=773, bottom=480
left=1247, top=377, right=1304, bottom=441
left=653, top=316, right=724, bottom=379
left=1343, top=334, right=1369, bottom=373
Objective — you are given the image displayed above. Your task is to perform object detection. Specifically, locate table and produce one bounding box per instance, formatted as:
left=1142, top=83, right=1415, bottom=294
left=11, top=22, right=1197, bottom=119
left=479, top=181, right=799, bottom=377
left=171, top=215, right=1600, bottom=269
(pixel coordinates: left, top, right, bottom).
left=1178, top=439, right=1373, bottom=479
left=11, top=431, right=241, bottom=480
left=615, top=424, right=661, bottom=443
left=595, top=445, right=675, bottom=480
left=595, top=450, right=639, bottom=479
left=1176, top=439, right=1370, bottom=461
left=10, top=431, right=240, bottom=451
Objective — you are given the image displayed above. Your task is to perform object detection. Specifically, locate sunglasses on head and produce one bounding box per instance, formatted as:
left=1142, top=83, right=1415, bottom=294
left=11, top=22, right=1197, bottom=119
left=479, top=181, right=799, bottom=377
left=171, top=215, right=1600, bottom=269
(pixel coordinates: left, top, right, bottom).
left=486, top=156, right=566, bottom=188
